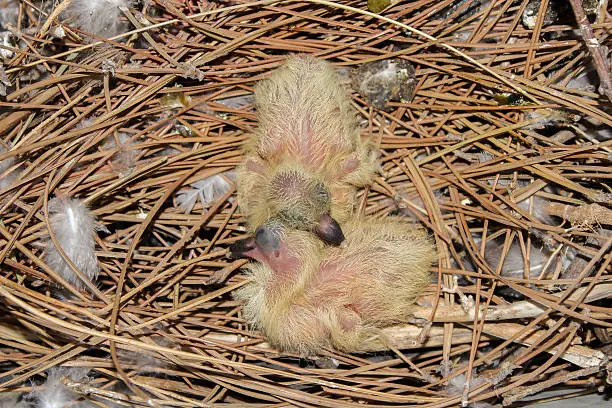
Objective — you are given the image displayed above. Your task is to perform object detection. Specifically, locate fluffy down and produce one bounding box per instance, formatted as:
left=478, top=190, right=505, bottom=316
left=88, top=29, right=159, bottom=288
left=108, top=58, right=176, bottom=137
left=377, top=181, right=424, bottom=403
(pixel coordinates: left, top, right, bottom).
left=236, top=55, right=379, bottom=243
left=352, top=58, right=416, bottom=110
left=43, top=197, right=104, bottom=291
left=0, top=144, right=20, bottom=190
left=0, top=1, right=19, bottom=29
left=233, top=217, right=436, bottom=354
left=102, top=132, right=141, bottom=174
left=0, top=30, right=14, bottom=59
left=62, top=0, right=135, bottom=39
left=26, top=367, right=95, bottom=408
left=175, top=172, right=235, bottom=213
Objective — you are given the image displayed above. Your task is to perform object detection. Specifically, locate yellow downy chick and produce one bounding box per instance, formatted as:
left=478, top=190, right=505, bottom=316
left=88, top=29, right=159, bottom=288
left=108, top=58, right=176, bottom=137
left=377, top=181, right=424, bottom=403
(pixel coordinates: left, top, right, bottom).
left=237, top=55, right=379, bottom=245
left=232, top=217, right=436, bottom=355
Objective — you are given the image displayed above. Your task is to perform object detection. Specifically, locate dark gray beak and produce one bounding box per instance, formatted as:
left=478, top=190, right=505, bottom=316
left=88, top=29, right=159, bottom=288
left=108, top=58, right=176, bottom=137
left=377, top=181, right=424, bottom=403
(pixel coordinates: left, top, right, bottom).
left=229, top=237, right=257, bottom=259
left=254, top=224, right=281, bottom=253
left=316, top=214, right=345, bottom=246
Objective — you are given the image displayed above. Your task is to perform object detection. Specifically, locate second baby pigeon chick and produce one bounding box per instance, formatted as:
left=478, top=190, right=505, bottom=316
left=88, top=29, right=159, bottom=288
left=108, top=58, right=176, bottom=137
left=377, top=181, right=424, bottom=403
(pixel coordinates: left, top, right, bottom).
left=232, top=217, right=436, bottom=354
left=237, top=55, right=379, bottom=245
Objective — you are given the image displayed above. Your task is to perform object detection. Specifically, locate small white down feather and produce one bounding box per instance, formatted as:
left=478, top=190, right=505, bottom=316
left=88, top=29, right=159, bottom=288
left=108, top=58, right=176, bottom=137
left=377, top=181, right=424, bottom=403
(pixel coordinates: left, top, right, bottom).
left=103, top=132, right=141, bottom=173
left=0, top=145, right=20, bottom=190
left=62, top=0, right=136, bottom=39
left=176, top=172, right=235, bottom=213
left=43, top=197, right=106, bottom=291
left=27, top=367, right=95, bottom=408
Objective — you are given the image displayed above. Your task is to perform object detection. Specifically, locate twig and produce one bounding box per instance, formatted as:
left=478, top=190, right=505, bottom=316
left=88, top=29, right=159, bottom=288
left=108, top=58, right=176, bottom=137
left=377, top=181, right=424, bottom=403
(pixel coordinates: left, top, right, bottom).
left=546, top=202, right=612, bottom=226
left=568, top=0, right=612, bottom=101
left=502, top=366, right=601, bottom=405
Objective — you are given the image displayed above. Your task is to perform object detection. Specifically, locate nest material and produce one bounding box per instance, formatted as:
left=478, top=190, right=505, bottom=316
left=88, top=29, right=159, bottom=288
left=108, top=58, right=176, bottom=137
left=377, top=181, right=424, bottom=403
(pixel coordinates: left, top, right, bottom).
left=0, top=0, right=611, bottom=407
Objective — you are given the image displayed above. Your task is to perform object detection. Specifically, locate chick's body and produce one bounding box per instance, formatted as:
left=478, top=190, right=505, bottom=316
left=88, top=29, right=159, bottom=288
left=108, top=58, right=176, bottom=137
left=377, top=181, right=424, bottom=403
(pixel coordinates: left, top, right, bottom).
left=237, top=56, right=378, bottom=242
left=234, top=217, right=435, bottom=354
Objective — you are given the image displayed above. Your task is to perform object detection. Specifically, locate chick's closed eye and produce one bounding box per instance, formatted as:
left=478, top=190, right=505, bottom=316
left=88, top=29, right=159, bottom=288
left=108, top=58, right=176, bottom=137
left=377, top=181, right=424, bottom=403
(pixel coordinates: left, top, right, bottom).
left=314, top=182, right=329, bottom=200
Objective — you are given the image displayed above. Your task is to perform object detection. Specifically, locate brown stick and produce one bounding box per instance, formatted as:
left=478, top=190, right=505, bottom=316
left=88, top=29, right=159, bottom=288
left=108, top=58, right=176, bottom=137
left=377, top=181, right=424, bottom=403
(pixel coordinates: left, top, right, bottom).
left=546, top=202, right=612, bottom=226
left=568, top=0, right=612, bottom=101
left=502, top=366, right=601, bottom=405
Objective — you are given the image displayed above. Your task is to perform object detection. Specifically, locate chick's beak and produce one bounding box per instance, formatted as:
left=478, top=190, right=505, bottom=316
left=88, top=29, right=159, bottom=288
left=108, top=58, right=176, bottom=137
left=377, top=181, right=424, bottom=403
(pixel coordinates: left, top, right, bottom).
left=255, top=224, right=281, bottom=254
left=229, top=237, right=258, bottom=259
left=229, top=223, right=283, bottom=262
left=316, top=214, right=345, bottom=246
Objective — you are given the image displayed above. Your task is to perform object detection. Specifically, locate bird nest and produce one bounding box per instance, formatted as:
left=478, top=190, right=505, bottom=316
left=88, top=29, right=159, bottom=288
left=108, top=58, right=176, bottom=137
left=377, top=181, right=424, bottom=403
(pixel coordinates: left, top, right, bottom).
left=0, top=0, right=611, bottom=407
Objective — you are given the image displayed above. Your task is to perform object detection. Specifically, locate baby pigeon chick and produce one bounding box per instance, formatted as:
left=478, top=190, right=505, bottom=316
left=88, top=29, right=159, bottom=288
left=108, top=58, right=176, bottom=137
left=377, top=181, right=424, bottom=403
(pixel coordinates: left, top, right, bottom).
left=237, top=55, right=379, bottom=245
left=232, top=217, right=435, bottom=354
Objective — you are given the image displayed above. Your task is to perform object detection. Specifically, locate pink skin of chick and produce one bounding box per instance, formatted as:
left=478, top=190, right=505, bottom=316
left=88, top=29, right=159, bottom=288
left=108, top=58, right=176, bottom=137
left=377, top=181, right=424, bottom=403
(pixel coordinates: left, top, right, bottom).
left=236, top=55, right=379, bottom=245
left=232, top=217, right=435, bottom=354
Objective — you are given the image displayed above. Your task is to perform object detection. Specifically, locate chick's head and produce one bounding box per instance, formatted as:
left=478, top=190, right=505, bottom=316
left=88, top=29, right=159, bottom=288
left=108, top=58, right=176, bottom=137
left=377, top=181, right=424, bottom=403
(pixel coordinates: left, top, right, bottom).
left=231, top=219, right=322, bottom=285
left=267, top=169, right=344, bottom=245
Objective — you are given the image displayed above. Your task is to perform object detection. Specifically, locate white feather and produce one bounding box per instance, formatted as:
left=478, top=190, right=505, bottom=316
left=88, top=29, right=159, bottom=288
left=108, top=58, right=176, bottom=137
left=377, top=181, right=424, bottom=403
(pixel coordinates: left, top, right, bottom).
left=478, top=151, right=494, bottom=163
left=446, top=371, right=486, bottom=395
left=556, top=69, right=612, bottom=139
left=175, top=187, right=200, bottom=213
left=117, top=335, right=176, bottom=374
left=176, top=172, right=235, bottom=212
left=62, top=0, right=135, bottom=39
left=476, top=233, right=573, bottom=279
left=214, top=95, right=254, bottom=109
left=0, top=31, right=14, bottom=59
left=76, top=116, right=95, bottom=129
left=523, top=108, right=578, bottom=130
left=43, top=197, right=104, bottom=290
left=27, top=367, right=94, bottom=408
left=0, top=145, right=20, bottom=190
left=0, top=1, right=19, bottom=29
left=103, top=132, right=141, bottom=173
left=443, top=363, right=494, bottom=407
left=195, top=95, right=254, bottom=116
left=563, top=70, right=597, bottom=93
